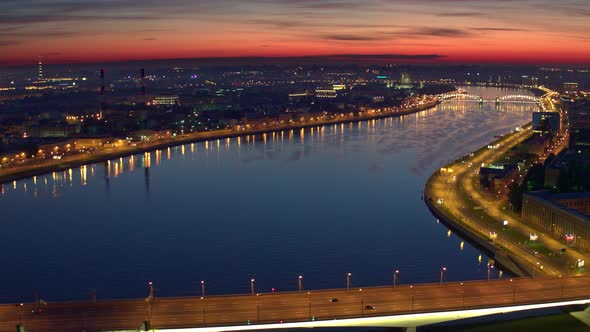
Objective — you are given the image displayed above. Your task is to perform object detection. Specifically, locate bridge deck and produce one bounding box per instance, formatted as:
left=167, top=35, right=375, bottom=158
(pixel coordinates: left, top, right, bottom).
left=1, top=276, right=589, bottom=332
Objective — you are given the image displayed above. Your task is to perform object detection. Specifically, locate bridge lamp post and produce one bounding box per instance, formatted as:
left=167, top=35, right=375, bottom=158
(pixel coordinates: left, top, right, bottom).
left=16, top=303, right=23, bottom=326
left=393, top=270, right=399, bottom=289
left=487, top=264, right=494, bottom=281
left=148, top=281, right=154, bottom=300
left=201, top=280, right=205, bottom=299
left=440, top=267, right=447, bottom=286
left=250, top=279, right=255, bottom=296
left=298, top=275, right=303, bottom=292
left=346, top=273, right=351, bottom=291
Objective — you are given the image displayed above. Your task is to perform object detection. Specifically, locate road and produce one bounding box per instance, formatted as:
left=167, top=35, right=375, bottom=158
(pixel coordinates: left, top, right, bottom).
left=426, top=93, right=587, bottom=277
left=1, top=276, right=589, bottom=332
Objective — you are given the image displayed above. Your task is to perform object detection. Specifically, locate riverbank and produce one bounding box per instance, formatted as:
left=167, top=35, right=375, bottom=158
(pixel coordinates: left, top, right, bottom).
left=424, top=121, right=587, bottom=278
left=0, top=99, right=437, bottom=185
left=423, top=127, right=536, bottom=277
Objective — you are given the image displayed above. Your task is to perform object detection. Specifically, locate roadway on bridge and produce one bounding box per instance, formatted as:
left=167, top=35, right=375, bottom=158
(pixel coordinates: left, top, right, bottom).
left=1, top=276, right=590, bottom=332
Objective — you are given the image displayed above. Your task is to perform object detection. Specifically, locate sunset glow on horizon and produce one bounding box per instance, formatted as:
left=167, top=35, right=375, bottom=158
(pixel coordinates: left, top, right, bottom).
left=2, top=0, right=590, bottom=66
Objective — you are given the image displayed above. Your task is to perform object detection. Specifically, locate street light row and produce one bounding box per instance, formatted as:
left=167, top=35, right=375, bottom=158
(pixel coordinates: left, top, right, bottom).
left=146, top=268, right=452, bottom=299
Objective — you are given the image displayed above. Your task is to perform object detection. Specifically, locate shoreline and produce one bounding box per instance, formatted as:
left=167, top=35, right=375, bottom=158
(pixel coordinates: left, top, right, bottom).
left=0, top=101, right=437, bottom=185
left=422, top=125, right=542, bottom=278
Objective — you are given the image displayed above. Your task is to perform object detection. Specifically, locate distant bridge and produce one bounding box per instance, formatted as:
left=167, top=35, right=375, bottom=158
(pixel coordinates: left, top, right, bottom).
left=2, top=276, right=590, bottom=332
left=438, top=93, right=540, bottom=104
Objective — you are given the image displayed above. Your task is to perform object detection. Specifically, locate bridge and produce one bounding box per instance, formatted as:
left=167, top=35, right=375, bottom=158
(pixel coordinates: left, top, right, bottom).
left=2, top=275, right=590, bottom=332
left=438, top=93, right=540, bottom=105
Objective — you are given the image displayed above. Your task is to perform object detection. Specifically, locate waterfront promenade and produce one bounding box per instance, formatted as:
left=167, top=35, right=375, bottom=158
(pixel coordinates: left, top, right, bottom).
left=1, top=276, right=589, bottom=332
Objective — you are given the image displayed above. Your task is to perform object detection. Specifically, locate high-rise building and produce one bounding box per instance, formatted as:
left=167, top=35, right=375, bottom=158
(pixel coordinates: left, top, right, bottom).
left=532, top=112, right=561, bottom=136
left=37, top=56, right=44, bottom=81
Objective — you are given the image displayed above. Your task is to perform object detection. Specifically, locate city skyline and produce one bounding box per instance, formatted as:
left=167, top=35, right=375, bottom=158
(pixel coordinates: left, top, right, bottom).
left=2, top=0, right=590, bottom=66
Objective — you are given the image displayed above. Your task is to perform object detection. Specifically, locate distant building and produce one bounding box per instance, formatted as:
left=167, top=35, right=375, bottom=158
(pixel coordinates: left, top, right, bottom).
left=479, top=164, right=518, bottom=194
left=315, top=89, right=337, bottom=99
left=396, top=72, right=412, bottom=89
left=401, top=72, right=411, bottom=85
left=521, top=75, right=538, bottom=86
left=25, top=124, right=80, bottom=138
left=520, top=135, right=551, bottom=156
left=569, top=104, right=590, bottom=156
left=532, top=112, right=561, bottom=136
left=149, top=95, right=179, bottom=106
left=563, top=82, right=579, bottom=94
left=522, top=191, right=590, bottom=250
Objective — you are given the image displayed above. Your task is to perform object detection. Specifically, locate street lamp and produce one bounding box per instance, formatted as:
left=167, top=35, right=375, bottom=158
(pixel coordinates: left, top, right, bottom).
left=298, top=275, right=303, bottom=292
left=393, top=270, right=399, bottom=288
left=440, top=267, right=447, bottom=286
left=148, top=281, right=154, bottom=300
left=487, top=263, right=494, bottom=281
left=346, top=273, right=351, bottom=291
left=250, top=279, right=255, bottom=296
left=201, top=280, right=205, bottom=298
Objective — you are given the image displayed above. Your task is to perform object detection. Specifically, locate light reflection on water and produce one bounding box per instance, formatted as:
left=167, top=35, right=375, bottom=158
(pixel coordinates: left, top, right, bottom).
left=0, top=87, right=536, bottom=302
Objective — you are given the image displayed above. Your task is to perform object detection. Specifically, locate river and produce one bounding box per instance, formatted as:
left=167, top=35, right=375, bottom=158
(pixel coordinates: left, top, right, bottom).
left=0, top=86, right=537, bottom=302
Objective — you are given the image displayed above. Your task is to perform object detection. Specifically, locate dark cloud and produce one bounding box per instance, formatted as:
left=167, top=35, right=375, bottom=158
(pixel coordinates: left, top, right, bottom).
left=471, top=27, right=529, bottom=32
left=322, top=34, right=383, bottom=41
left=325, top=54, right=446, bottom=60
left=0, top=40, right=20, bottom=47
left=437, top=12, right=484, bottom=17
left=0, top=14, right=160, bottom=25
left=247, top=19, right=302, bottom=29
left=410, top=27, right=472, bottom=37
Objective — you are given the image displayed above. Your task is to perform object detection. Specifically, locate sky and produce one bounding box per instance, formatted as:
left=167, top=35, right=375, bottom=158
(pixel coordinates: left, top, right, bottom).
left=1, top=0, right=590, bottom=66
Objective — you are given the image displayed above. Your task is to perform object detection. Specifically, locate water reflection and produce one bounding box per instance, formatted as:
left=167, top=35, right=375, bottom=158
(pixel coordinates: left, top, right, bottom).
left=0, top=103, right=537, bottom=199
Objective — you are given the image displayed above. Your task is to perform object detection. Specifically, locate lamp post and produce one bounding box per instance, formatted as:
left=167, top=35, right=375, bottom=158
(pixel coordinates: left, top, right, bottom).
left=346, top=273, right=351, bottom=291
left=487, top=263, right=494, bottom=281
left=16, top=303, right=23, bottom=326
left=250, top=279, right=255, bottom=296
left=201, top=280, right=205, bottom=298
left=393, top=270, right=399, bottom=289
left=440, top=267, right=447, bottom=286
left=147, top=281, right=154, bottom=323
left=298, top=275, right=303, bottom=292
left=148, top=281, right=154, bottom=300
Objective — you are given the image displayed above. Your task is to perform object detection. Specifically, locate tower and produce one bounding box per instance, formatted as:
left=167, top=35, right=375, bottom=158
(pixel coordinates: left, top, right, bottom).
left=100, top=69, right=105, bottom=95
left=140, top=68, right=146, bottom=97
left=37, top=56, right=44, bottom=81
left=99, top=69, right=105, bottom=117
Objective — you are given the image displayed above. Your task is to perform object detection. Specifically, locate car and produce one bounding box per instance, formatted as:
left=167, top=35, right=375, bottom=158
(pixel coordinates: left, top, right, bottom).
left=365, top=305, right=376, bottom=310
left=329, top=298, right=339, bottom=303
left=31, top=309, right=43, bottom=315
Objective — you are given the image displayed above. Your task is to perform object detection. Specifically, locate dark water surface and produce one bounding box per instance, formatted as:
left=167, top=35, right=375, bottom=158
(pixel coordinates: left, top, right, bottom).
left=0, top=87, right=536, bottom=302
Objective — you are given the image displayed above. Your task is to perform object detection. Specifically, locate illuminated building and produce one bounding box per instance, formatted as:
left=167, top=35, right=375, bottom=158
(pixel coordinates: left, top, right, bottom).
left=563, top=82, right=579, bottom=94
left=396, top=72, right=412, bottom=89
left=315, top=89, right=337, bottom=99
left=532, top=112, right=561, bottom=135
left=522, top=191, right=590, bottom=250
left=478, top=164, right=518, bottom=193
left=149, top=95, right=179, bottom=106
left=38, top=56, right=43, bottom=81
left=401, top=72, right=411, bottom=85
